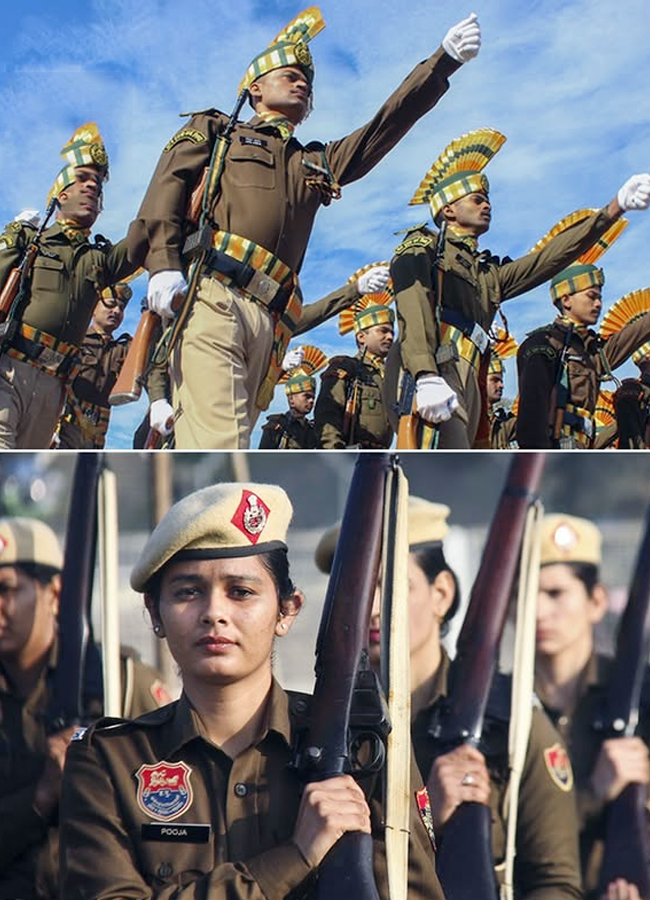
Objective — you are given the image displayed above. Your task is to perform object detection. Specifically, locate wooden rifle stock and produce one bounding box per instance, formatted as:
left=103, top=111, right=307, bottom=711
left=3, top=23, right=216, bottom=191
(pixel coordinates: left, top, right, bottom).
left=395, top=373, right=418, bottom=450
left=597, top=497, right=650, bottom=897
left=429, top=454, right=546, bottom=900
left=294, top=453, right=391, bottom=900
left=109, top=308, right=160, bottom=405
left=0, top=247, right=36, bottom=322
left=45, top=455, right=103, bottom=733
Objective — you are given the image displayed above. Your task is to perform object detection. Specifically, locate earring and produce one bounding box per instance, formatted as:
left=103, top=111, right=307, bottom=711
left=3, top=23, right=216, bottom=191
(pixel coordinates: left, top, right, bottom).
left=153, top=624, right=162, bottom=636
left=279, top=622, right=287, bottom=631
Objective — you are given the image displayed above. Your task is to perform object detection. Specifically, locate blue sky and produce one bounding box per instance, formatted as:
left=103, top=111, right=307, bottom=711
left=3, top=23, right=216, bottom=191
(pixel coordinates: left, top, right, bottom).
left=2, top=0, right=649, bottom=448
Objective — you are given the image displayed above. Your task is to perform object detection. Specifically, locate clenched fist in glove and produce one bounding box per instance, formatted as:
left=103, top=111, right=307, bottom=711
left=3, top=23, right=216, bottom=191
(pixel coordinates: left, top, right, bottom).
left=357, top=265, right=390, bottom=295
left=442, top=12, right=481, bottom=63
left=149, top=399, right=175, bottom=436
left=416, top=373, right=459, bottom=424
left=282, top=346, right=305, bottom=372
left=617, top=174, right=650, bottom=212
left=147, top=270, right=188, bottom=318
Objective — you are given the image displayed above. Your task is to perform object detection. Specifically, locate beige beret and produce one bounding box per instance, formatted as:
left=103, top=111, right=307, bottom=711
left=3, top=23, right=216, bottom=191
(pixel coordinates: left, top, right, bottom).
left=0, top=517, right=63, bottom=570
left=314, top=496, right=451, bottom=574
left=131, top=483, right=293, bottom=592
left=540, top=513, right=602, bottom=567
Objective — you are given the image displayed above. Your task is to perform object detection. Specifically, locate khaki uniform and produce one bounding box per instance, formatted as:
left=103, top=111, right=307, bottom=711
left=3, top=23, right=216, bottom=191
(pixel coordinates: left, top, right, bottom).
left=127, top=49, right=461, bottom=449
left=489, top=405, right=518, bottom=449
left=536, top=654, right=650, bottom=900
left=390, top=208, right=621, bottom=449
left=411, top=651, right=582, bottom=900
left=0, top=220, right=133, bottom=448
left=0, top=642, right=170, bottom=900
left=58, top=328, right=131, bottom=449
left=315, top=351, right=392, bottom=448
left=60, top=679, right=444, bottom=900
left=516, top=312, right=650, bottom=448
left=258, top=412, right=318, bottom=449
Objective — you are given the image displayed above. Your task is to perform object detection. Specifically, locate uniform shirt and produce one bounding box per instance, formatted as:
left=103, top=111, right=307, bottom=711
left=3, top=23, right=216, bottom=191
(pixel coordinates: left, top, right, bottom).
left=126, top=49, right=460, bottom=276
left=58, top=328, right=132, bottom=449
left=60, top=678, right=445, bottom=900
left=516, top=312, right=650, bottom=449
left=536, top=654, right=650, bottom=900
left=0, top=221, right=134, bottom=347
left=258, top=412, right=318, bottom=449
left=411, top=650, right=583, bottom=900
left=314, top=351, right=392, bottom=449
left=489, top=405, right=518, bottom=449
left=0, top=642, right=170, bottom=900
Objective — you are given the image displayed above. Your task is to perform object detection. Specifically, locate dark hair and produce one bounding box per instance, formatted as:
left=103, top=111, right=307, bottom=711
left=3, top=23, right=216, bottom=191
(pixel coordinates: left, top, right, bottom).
left=15, top=563, right=61, bottom=586
left=144, top=548, right=296, bottom=615
left=412, top=543, right=461, bottom=636
left=559, top=561, right=601, bottom=596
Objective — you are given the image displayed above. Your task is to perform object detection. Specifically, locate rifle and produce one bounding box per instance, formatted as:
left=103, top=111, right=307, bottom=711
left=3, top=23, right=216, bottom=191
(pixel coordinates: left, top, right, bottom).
left=0, top=199, right=57, bottom=347
left=45, top=454, right=103, bottom=733
left=293, top=453, right=392, bottom=900
left=109, top=298, right=161, bottom=405
left=428, top=454, right=546, bottom=900
left=396, top=221, right=447, bottom=450
left=596, top=496, right=650, bottom=898
left=550, top=323, right=574, bottom=444
left=342, top=348, right=366, bottom=448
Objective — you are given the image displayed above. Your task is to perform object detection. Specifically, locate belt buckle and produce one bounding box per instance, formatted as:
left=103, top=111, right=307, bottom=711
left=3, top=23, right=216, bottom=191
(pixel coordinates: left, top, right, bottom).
left=37, top=346, right=64, bottom=372
left=469, top=323, right=489, bottom=354
left=436, top=343, right=459, bottom=365
left=248, top=270, right=279, bottom=303
left=583, top=417, right=594, bottom=439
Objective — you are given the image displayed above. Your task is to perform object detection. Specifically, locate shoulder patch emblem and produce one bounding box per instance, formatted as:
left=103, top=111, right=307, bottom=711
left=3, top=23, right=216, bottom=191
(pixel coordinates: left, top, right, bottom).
left=71, top=726, right=88, bottom=741
left=163, top=128, right=207, bottom=153
left=543, top=743, right=574, bottom=792
left=415, top=787, right=437, bottom=851
left=135, top=760, right=193, bottom=820
left=394, top=234, right=433, bottom=256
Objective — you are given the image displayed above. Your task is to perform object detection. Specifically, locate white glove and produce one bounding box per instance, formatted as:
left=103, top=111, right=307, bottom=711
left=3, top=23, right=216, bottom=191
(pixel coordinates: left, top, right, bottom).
left=14, top=209, right=41, bottom=227
left=415, top=373, right=459, bottom=424
left=617, top=174, right=650, bottom=212
left=147, top=270, right=188, bottom=317
left=149, top=399, right=175, bottom=436
left=442, top=12, right=481, bottom=63
left=357, top=265, right=390, bottom=294
left=282, top=346, right=305, bottom=371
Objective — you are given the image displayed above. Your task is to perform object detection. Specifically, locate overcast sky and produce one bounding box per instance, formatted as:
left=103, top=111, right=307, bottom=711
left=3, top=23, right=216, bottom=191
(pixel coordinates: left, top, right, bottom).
left=2, top=0, right=649, bottom=448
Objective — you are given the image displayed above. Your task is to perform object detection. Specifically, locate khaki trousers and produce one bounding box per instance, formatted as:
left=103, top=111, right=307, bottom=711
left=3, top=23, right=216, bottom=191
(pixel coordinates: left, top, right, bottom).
left=0, top=356, right=65, bottom=449
left=172, top=277, right=274, bottom=450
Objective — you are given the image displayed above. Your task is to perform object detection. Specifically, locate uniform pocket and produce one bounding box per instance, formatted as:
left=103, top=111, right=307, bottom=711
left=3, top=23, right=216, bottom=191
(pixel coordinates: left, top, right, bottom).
left=229, top=146, right=276, bottom=190
left=31, top=256, right=65, bottom=294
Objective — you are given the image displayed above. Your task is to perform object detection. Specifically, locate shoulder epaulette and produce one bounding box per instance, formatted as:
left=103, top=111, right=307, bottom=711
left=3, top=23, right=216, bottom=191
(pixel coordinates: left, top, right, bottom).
left=324, top=355, right=355, bottom=378
left=0, top=219, right=34, bottom=250
left=524, top=324, right=554, bottom=340
left=179, top=107, right=223, bottom=118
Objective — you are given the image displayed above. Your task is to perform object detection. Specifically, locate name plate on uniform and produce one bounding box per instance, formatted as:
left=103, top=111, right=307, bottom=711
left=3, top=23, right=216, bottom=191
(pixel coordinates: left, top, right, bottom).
left=142, top=823, right=211, bottom=843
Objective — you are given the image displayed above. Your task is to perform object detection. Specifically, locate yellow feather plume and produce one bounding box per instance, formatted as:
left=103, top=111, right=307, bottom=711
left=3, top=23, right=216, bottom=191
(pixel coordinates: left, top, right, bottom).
left=272, top=6, right=325, bottom=45
left=530, top=209, right=628, bottom=259
left=409, top=128, right=506, bottom=206
left=491, top=326, right=518, bottom=360
left=599, top=287, right=650, bottom=339
left=339, top=290, right=393, bottom=336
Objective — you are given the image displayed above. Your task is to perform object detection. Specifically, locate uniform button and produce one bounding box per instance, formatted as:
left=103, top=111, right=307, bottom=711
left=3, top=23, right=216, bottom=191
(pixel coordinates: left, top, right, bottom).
left=558, top=715, right=568, bottom=727
left=234, top=782, right=248, bottom=797
left=157, top=862, right=173, bottom=879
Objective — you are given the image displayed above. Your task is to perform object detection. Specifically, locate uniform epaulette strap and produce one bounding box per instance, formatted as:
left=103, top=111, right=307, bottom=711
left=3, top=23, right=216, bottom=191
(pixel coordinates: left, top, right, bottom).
left=179, top=107, right=223, bottom=118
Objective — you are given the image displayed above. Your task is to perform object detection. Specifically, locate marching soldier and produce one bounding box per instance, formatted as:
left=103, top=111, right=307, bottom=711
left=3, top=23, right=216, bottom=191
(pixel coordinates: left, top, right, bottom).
left=517, top=218, right=650, bottom=448
left=315, top=499, right=583, bottom=899
left=314, top=293, right=395, bottom=449
left=0, top=123, right=136, bottom=448
left=534, top=514, right=650, bottom=900
left=389, top=125, right=650, bottom=449
left=126, top=7, right=482, bottom=449
left=605, top=292, right=650, bottom=449
left=258, top=345, right=326, bottom=449
left=59, top=482, right=446, bottom=899
left=0, top=516, right=171, bottom=900
left=487, top=329, right=518, bottom=449
left=57, top=282, right=133, bottom=449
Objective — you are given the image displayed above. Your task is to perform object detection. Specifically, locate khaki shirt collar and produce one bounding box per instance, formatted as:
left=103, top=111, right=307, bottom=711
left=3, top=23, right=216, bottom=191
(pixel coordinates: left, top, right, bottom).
left=0, top=637, right=58, bottom=699
left=164, top=677, right=293, bottom=756
left=416, top=646, right=452, bottom=715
